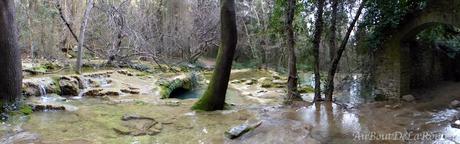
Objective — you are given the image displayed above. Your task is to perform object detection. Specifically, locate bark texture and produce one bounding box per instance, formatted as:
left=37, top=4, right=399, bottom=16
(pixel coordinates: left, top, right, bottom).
left=312, top=0, right=325, bottom=102
left=324, top=1, right=365, bottom=101
left=192, top=0, right=238, bottom=111
left=75, top=0, right=94, bottom=74
left=0, top=0, right=22, bottom=103
left=285, top=0, right=302, bottom=104
left=329, top=0, right=338, bottom=63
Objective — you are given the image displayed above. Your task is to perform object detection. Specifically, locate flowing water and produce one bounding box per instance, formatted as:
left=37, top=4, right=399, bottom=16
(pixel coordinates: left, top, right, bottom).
left=1, top=69, right=460, bottom=144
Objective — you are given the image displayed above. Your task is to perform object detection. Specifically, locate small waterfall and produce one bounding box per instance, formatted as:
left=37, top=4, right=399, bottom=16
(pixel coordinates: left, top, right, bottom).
left=81, top=77, right=90, bottom=89
left=73, top=77, right=90, bottom=99
left=97, top=76, right=111, bottom=88
left=37, top=80, right=51, bottom=103
left=38, top=81, right=47, bottom=96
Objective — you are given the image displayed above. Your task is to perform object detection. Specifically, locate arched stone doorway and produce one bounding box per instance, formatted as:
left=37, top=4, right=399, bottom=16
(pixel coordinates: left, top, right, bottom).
left=373, top=0, right=460, bottom=100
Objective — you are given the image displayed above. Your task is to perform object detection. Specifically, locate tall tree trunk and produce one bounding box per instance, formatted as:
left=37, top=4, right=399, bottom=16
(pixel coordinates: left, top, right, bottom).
left=329, top=0, right=338, bottom=63
left=325, top=0, right=338, bottom=101
left=324, top=1, right=365, bottom=101
left=75, top=0, right=94, bottom=74
left=312, top=0, right=325, bottom=102
left=192, top=0, right=238, bottom=111
left=0, top=0, right=22, bottom=104
left=285, top=0, right=301, bottom=104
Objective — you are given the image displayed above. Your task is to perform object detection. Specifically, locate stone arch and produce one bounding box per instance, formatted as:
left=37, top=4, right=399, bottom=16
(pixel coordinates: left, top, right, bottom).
left=374, top=0, right=460, bottom=100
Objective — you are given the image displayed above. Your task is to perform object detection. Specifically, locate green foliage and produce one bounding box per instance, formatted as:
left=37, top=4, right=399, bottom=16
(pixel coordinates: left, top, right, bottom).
left=417, top=25, right=460, bottom=58
left=298, top=85, right=315, bottom=93
left=362, top=0, right=428, bottom=49
left=232, top=61, right=259, bottom=69
left=19, top=105, right=33, bottom=115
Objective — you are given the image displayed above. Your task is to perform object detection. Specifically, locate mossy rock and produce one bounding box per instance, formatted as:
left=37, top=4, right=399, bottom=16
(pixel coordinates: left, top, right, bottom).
left=158, top=73, right=198, bottom=99
left=260, top=79, right=274, bottom=88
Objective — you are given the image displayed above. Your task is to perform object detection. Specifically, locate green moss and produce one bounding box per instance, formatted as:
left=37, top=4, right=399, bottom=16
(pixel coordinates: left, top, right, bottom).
left=159, top=86, right=171, bottom=99
left=134, top=100, right=147, bottom=105
left=31, top=65, right=47, bottom=73
left=261, top=80, right=274, bottom=88
left=135, top=71, right=151, bottom=77
left=51, top=76, right=62, bottom=95
left=298, top=86, right=315, bottom=93
left=19, top=105, right=33, bottom=115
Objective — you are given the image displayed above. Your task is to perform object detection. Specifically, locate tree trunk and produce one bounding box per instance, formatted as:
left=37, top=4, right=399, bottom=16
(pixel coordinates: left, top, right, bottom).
left=192, top=0, right=238, bottom=111
left=324, top=1, right=365, bottom=101
left=285, top=0, right=301, bottom=104
left=329, top=0, right=338, bottom=63
left=325, top=0, right=338, bottom=101
left=75, top=0, right=94, bottom=74
left=312, top=0, right=325, bottom=102
left=0, top=0, right=22, bottom=104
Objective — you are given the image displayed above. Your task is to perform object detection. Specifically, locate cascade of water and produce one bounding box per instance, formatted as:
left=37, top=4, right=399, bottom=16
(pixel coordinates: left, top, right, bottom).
left=81, top=77, right=90, bottom=89
left=73, top=77, right=89, bottom=99
left=38, top=81, right=47, bottom=96
left=98, top=76, right=111, bottom=88
left=37, top=80, right=52, bottom=103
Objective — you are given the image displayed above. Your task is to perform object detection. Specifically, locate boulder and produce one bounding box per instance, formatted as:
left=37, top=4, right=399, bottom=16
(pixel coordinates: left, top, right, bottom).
left=83, top=89, right=120, bottom=97
left=59, top=76, right=80, bottom=96
left=374, top=89, right=387, bottom=101
left=450, top=100, right=460, bottom=108
left=71, top=76, right=86, bottom=89
left=30, top=104, right=66, bottom=111
left=452, top=120, right=460, bottom=129
left=22, top=82, right=41, bottom=96
left=402, top=95, right=415, bottom=102
left=121, top=88, right=140, bottom=94
left=225, top=121, right=262, bottom=139
left=22, top=78, right=60, bottom=96
left=84, top=89, right=104, bottom=97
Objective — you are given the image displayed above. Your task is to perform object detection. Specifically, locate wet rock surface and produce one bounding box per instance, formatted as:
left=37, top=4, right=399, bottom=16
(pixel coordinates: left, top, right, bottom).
left=83, top=89, right=120, bottom=97
left=225, top=121, right=262, bottom=139
left=113, top=114, right=161, bottom=136
left=59, top=76, right=80, bottom=96
left=6, top=68, right=460, bottom=143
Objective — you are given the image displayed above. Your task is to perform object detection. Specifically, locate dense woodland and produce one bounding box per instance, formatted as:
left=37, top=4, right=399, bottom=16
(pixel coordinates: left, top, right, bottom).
left=1, top=0, right=460, bottom=143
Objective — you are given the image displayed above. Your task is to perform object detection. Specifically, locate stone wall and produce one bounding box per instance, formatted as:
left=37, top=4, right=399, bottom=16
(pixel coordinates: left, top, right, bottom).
left=373, top=0, right=460, bottom=100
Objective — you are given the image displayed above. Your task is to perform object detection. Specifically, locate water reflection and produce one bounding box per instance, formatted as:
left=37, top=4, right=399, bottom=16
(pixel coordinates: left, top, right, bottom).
left=284, top=102, right=363, bottom=143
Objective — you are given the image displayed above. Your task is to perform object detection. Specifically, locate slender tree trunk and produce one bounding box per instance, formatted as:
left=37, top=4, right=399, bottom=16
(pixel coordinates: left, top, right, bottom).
left=75, top=0, right=94, bottom=74
left=326, top=0, right=338, bottom=101
left=285, top=0, right=301, bottom=104
left=329, top=0, right=338, bottom=63
left=312, top=0, right=325, bottom=102
left=0, top=0, right=22, bottom=104
left=324, top=1, right=365, bottom=101
left=192, top=0, right=238, bottom=111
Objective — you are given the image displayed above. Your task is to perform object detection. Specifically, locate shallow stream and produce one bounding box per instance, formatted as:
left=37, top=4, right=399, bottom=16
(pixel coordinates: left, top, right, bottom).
left=1, top=69, right=459, bottom=144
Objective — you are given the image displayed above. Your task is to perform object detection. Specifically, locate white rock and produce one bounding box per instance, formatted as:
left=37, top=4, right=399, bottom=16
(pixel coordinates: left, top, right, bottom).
left=450, top=100, right=460, bottom=107
left=402, top=95, right=415, bottom=102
